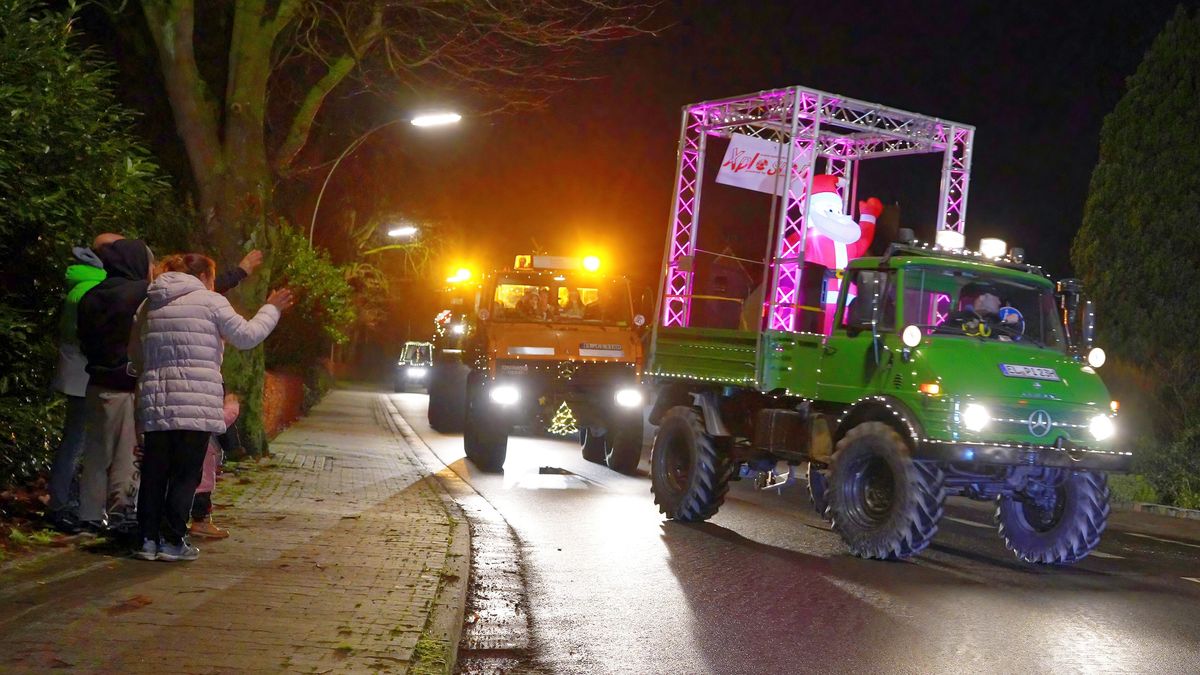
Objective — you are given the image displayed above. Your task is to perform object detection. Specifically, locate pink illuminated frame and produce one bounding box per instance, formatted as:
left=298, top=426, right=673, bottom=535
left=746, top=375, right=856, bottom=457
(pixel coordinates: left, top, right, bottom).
left=653, top=85, right=975, bottom=360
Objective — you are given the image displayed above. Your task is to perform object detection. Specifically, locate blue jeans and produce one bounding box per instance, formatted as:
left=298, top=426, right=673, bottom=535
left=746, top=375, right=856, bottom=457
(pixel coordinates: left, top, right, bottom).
left=48, top=394, right=88, bottom=512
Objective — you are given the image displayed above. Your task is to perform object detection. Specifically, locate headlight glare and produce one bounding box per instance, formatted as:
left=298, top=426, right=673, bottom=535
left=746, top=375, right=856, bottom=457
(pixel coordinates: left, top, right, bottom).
left=407, top=367, right=427, bottom=378
left=962, top=403, right=990, bottom=432
left=1087, top=347, right=1106, bottom=369
left=902, top=324, right=922, bottom=348
left=489, top=385, right=519, bottom=406
left=614, top=388, right=644, bottom=408
left=1089, top=414, right=1115, bottom=441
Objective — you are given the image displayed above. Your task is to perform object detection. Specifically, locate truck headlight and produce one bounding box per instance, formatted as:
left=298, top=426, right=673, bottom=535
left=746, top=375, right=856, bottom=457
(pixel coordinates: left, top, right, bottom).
left=902, top=324, right=922, bottom=348
left=962, top=403, right=990, bottom=432
left=489, top=385, right=519, bottom=406
left=1087, top=347, right=1106, bottom=368
left=1089, top=414, right=1115, bottom=441
left=614, top=388, right=643, bottom=408
left=407, top=367, right=427, bottom=379
left=451, top=323, right=466, bottom=335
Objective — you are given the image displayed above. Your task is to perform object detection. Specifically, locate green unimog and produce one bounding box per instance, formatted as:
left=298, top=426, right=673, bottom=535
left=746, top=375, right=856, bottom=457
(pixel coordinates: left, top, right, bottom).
left=646, top=86, right=1128, bottom=564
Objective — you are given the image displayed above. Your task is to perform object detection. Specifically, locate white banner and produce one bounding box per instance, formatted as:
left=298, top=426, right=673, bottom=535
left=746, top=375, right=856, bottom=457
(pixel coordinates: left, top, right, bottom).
left=715, top=133, right=812, bottom=196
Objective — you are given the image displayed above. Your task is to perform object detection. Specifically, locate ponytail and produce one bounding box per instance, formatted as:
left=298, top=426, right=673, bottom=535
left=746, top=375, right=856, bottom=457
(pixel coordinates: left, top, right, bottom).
left=157, top=253, right=216, bottom=281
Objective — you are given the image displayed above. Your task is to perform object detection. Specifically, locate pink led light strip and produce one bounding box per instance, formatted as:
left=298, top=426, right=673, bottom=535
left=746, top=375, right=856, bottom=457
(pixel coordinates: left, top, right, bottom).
left=767, top=92, right=821, bottom=331
left=661, top=109, right=705, bottom=327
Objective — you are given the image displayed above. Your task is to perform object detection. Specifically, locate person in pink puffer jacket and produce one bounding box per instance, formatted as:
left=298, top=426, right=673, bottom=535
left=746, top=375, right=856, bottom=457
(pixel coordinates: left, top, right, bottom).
left=131, top=253, right=293, bottom=561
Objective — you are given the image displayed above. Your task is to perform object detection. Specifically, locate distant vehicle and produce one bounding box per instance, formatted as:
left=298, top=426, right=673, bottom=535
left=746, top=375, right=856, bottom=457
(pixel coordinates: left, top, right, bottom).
left=394, top=341, right=433, bottom=392
left=645, top=85, right=1128, bottom=565
left=427, top=254, right=647, bottom=473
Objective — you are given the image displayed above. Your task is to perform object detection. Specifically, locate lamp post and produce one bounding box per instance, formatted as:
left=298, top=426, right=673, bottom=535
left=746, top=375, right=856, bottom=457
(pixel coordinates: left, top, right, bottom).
left=308, top=112, right=460, bottom=244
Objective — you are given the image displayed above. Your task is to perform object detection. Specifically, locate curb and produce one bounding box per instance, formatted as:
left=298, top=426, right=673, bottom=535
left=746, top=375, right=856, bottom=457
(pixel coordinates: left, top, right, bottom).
left=378, top=395, right=534, bottom=671
left=374, top=396, right=470, bottom=673
left=1117, top=501, right=1200, bottom=521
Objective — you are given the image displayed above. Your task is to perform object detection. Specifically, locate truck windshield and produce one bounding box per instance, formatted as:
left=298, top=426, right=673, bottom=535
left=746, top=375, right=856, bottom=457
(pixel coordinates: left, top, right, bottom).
left=490, top=274, right=632, bottom=326
left=402, top=343, right=432, bottom=363
left=903, top=266, right=1065, bottom=350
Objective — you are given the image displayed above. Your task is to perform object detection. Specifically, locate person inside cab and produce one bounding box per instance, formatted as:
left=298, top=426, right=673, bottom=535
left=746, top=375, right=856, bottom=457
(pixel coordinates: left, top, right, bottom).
left=943, top=282, right=1020, bottom=337
left=560, top=289, right=586, bottom=319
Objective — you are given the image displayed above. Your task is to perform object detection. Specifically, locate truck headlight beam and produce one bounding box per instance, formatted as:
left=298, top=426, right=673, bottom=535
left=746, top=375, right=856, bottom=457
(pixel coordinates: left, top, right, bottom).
left=489, top=385, right=520, bottom=406
left=1089, top=414, right=1115, bottom=441
left=962, top=403, right=990, bottom=432
left=614, top=388, right=644, bottom=408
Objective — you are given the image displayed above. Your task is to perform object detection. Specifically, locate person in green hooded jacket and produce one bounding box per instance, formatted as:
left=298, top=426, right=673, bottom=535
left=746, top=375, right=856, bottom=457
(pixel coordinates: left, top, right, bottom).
left=46, top=238, right=113, bottom=530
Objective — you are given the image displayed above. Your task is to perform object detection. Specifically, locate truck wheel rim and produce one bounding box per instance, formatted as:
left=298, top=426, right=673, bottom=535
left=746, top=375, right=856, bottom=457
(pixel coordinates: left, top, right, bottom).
left=664, top=439, right=691, bottom=492
left=1019, top=485, right=1066, bottom=533
left=845, top=456, right=895, bottom=528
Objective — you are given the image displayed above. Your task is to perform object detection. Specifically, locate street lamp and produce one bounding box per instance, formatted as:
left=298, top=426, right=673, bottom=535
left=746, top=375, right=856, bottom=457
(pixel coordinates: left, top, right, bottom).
left=308, top=111, right=461, bottom=244
left=410, top=112, right=462, bottom=127
left=387, top=224, right=419, bottom=239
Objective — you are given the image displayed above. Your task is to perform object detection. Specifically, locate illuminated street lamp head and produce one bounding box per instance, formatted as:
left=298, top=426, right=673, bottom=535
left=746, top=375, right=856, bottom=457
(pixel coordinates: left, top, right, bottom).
left=582, top=255, right=601, bottom=272
left=387, top=225, right=419, bottom=238
left=410, top=112, right=462, bottom=128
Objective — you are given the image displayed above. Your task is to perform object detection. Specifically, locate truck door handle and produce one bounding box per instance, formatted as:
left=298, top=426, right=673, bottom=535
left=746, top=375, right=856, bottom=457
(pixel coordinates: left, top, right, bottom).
left=823, top=345, right=837, bottom=355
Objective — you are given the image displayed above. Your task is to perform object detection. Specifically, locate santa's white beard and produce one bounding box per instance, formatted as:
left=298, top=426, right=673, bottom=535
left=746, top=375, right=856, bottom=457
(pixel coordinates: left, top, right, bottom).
left=809, top=211, right=861, bottom=244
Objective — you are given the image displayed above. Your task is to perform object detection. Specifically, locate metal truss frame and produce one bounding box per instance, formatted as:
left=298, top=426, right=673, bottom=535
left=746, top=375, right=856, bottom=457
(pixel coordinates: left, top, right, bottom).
left=652, top=85, right=973, bottom=385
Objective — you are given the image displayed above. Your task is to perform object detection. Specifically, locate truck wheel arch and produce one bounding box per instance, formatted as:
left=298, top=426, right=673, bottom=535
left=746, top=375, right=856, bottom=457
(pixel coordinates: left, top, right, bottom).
left=835, top=396, right=924, bottom=449
left=648, top=382, right=696, bottom=426
left=648, top=383, right=730, bottom=437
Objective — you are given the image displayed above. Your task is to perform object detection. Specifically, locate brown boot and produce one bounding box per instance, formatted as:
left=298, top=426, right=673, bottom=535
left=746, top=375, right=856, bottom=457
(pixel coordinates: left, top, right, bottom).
left=188, top=519, right=230, bottom=539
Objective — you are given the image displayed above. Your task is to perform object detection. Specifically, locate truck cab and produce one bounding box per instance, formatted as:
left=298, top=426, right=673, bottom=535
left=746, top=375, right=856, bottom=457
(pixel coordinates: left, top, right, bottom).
left=394, top=341, right=434, bottom=392
left=428, top=255, right=647, bottom=473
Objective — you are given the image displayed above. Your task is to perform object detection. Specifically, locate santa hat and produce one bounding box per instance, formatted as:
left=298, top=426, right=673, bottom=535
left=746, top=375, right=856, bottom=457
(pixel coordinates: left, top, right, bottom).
left=810, top=174, right=848, bottom=197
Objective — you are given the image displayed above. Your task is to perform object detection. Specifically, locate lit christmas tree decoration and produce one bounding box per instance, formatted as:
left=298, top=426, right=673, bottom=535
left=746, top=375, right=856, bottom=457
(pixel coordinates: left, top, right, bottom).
left=547, top=402, right=578, bottom=436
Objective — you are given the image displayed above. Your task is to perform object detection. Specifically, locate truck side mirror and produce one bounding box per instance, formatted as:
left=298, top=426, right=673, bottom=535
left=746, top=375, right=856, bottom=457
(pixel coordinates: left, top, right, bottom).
left=640, top=287, right=656, bottom=319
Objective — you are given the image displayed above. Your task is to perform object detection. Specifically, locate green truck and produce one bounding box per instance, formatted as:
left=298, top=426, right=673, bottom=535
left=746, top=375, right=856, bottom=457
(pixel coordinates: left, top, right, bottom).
left=646, top=86, right=1128, bottom=564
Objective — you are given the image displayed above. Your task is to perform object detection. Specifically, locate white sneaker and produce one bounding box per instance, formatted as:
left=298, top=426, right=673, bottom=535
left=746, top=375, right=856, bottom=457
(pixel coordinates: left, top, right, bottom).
left=133, top=538, right=158, bottom=561
left=156, top=539, right=200, bottom=562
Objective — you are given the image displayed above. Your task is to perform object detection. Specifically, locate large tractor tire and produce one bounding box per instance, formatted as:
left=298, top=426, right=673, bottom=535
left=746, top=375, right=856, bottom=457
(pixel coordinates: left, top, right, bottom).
left=827, top=422, right=945, bottom=560
left=580, top=428, right=607, bottom=464
left=995, top=470, right=1109, bottom=564
left=427, top=360, right=468, bottom=433
left=463, top=377, right=508, bottom=472
left=605, top=422, right=643, bottom=475
left=650, top=406, right=733, bottom=522
left=807, top=462, right=831, bottom=520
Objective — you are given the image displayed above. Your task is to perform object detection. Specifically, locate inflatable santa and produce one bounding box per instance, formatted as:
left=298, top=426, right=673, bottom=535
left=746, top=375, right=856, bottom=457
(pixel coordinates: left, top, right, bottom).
left=793, top=174, right=882, bottom=333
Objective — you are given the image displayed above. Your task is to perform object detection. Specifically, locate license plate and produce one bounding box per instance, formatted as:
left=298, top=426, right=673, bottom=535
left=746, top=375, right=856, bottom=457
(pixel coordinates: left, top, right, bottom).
left=999, top=364, right=1060, bottom=381
left=579, top=343, right=624, bottom=358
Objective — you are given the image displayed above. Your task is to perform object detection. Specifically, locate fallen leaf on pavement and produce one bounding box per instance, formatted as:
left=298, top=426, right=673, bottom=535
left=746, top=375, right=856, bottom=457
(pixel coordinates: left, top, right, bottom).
left=105, top=595, right=153, bottom=615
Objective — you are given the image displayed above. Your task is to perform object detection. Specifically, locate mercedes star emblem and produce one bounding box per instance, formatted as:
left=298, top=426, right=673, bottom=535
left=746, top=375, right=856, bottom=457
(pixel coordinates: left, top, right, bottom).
left=1028, top=409, right=1052, bottom=438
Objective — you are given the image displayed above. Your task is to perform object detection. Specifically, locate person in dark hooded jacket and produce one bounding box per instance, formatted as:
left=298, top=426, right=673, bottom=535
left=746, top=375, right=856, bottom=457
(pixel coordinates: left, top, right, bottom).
left=75, top=239, right=152, bottom=531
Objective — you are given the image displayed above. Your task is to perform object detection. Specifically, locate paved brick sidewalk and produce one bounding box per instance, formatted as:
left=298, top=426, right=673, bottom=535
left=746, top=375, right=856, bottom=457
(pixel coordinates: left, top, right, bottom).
left=0, top=388, right=468, bottom=674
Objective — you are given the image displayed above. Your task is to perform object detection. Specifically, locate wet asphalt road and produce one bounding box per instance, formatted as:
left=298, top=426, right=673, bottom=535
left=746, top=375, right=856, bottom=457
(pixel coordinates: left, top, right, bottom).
left=388, top=393, right=1200, bottom=674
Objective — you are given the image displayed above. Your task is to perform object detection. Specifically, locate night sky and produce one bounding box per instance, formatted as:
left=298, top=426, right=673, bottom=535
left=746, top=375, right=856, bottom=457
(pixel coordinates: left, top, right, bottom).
left=318, top=0, right=1190, bottom=284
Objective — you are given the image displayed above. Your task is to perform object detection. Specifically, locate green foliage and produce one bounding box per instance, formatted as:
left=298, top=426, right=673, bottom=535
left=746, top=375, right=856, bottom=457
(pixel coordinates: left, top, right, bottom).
left=265, top=223, right=356, bottom=370
left=1134, top=427, right=1200, bottom=509
left=1107, top=473, right=1160, bottom=505
left=302, top=365, right=335, bottom=413
left=1072, top=8, right=1200, bottom=507
left=1073, top=8, right=1200, bottom=434
left=0, top=0, right=167, bottom=487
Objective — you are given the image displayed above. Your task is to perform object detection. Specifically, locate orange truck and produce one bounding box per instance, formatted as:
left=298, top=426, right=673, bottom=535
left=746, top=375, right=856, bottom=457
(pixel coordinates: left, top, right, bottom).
left=427, top=255, right=646, bottom=473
